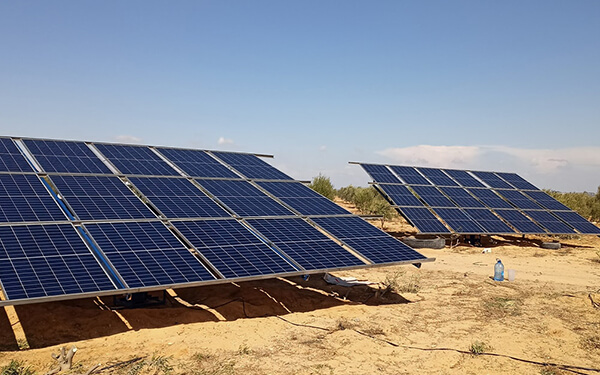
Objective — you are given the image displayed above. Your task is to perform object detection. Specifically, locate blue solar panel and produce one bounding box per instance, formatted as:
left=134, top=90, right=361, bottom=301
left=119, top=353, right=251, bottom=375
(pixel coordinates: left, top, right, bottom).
left=129, top=177, right=230, bottom=218
left=410, top=185, right=456, bottom=207
left=156, top=148, right=239, bottom=178
left=311, top=217, right=427, bottom=264
left=0, top=138, right=33, bottom=172
left=495, top=190, right=543, bottom=210
left=523, top=210, right=577, bottom=234
left=377, top=184, right=424, bottom=207
left=398, top=207, right=451, bottom=233
left=246, top=218, right=365, bottom=270
left=389, top=166, right=431, bottom=185
left=95, top=144, right=180, bottom=176
left=551, top=211, right=600, bottom=234
left=439, top=187, right=485, bottom=208
left=495, top=172, right=539, bottom=190
left=51, top=175, right=156, bottom=220
left=523, top=190, right=572, bottom=211
left=0, top=174, right=66, bottom=223
left=172, top=220, right=297, bottom=278
left=197, top=179, right=294, bottom=217
left=85, top=221, right=215, bottom=288
left=493, top=209, right=547, bottom=234
left=417, top=168, right=459, bottom=186
left=212, top=152, right=292, bottom=180
left=433, top=208, right=486, bottom=233
left=471, top=171, right=514, bottom=189
left=0, top=224, right=117, bottom=300
left=257, top=181, right=350, bottom=215
left=360, top=164, right=402, bottom=184
left=443, top=169, right=485, bottom=188
left=463, top=209, right=515, bottom=233
left=24, top=139, right=112, bottom=174
left=467, top=188, right=514, bottom=209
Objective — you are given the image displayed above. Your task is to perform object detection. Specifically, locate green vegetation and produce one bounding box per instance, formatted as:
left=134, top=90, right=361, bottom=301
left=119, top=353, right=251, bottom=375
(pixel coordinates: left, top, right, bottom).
left=545, top=186, right=600, bottom=221
left=308, top=174, right=335, bottom=200
left=0, top=361, right=35, bottom=375
left=469, top=341, right=491, bottom=355
left=337, top=185, right=397, bottom=226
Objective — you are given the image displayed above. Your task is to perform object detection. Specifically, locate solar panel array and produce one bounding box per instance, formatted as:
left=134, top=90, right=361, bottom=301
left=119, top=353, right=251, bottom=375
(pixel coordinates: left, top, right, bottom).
left=0, top=137, right=429, bottom=305
left=359, top=163, right=600, bottom=236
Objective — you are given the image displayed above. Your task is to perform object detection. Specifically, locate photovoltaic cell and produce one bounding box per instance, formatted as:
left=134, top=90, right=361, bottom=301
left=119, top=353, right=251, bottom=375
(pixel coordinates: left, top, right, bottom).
left=417, top=168, right=459, bottom=186
left=95, top=144, right=179, bottom=176
left=523, top=190, right=572, bottom=211
left=463, top=208, right=515, bottom=233
left=398, top=207, right=450, bottom=233
left=51, top=175, right=156, bottom=220
left=433, top=208, right=486, bottom=233
left=377, top=184, right=424, bottom=207
left=0, top=224, right=117, bottom=300
left=471, top=171, right=514, bottom=189
left=467, top=188, right=513, bottom=209
left=197, top=179, right=293, bottom=217
left=439, top=187, right=485, bottom=208
left=172, top=220, right=297, bottom=278
left=495, top=190, right=543, bottom=210
left=495, top=172, right=538, bottom=190
left=443, top=169, right=485, bottom=188
left=410, top=185, right=456, bottom=207
left=246, top=218, right=365, bottom=270
left=156, top=148, right=239, bottom=178
left=257, top=181, right=350, bottom=215
left=389, top=166, right=430, bottom=185
left=24, top=139, right=112, bottom=174
left=212, top=152, right=292, bottom=180
left=523, top=210, right=577, bottom=234
left=551, top=211, right=600, bottom=234
left=0, top=138, right=33, bottom=172
left=360, top=164, right=402, bottom=184
left=85, top=221, right=215, bottom=288
left=128, top=177, right=230, bottom=218
left=311, top=216, right=427, bottom=264
left=494, top=209, right=547, bottom=234
left=0, top=174, right=66, bottom=223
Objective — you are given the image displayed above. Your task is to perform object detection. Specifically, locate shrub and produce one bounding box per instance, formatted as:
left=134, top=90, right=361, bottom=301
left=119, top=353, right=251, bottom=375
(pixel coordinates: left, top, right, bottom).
left=309, top=174, right=335, bottom=200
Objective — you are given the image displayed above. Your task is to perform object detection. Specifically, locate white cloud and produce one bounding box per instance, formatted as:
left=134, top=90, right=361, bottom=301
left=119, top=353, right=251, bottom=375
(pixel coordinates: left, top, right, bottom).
left=319, top=145, right=327, bottom=152
left=378, top=145, right=481, bottom=168
left=218, top=137, right=234, bottom=145
left=113, top=135, right=142, bottom=144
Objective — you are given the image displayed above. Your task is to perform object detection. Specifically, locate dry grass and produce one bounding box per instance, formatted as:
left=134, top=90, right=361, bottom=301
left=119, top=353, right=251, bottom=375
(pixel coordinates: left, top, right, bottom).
left=482, top=296, right=522, bottom=318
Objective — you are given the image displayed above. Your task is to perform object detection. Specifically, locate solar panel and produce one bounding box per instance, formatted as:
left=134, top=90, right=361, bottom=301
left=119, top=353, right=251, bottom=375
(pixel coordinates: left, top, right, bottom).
left=439, top=187, right=485, bottom=208
left=311, top=216, right=428, bottom=264
left=495, top=189, right=543, bottom=210
left=388, top=166, right=431, bottom=185
left=257, top=181, right=350, bottom=215
left=443, top=169, right=485, bottom=188
left=246, top=218, right=365, bottom=270
left=523, top=210, right=577, bottom=234
left=495, top=172, right=538, bottom=190
left=417, top=168, right=459, bottom=186
left=50, top=175, right=156, bottom=220
left=128, top=177, right=231, bottom=218
left=95, top=144, right=180, bottom=176
left=467, top=188, right=514, bottom=209
left=376, top=184, right=424, bottom=207
left=471, top=171, right=514, bottom=189
left=462, top=208, right=515, bottom=233
left=23, top=139, right=112, bottom=174
left=360, top=164, right=402, bottom=184
left=0, top=224, right=117, bottom=300
left=494, top=209, right=547, bottom=233
left=398, top=207, right=451, bottom=233
left=197, top=179, right=294, bottom=217
left=551, top=211, right=600, bottom=234
left=172, top=220, right=297, bottom=278
left=0, top=174, right=66, bottom=223
left=0, top=138, right=33, bottom=172
left=432, top=208, right=486, bottom=233
left=156, top=148, right=239, bottom=178
left=212, top=151, right=292, bottom=180
left=84, top=221, right=215, bottom=288
left=523, top=190, right=572, bottom=211
left=410, top=185, right=456, bottom=207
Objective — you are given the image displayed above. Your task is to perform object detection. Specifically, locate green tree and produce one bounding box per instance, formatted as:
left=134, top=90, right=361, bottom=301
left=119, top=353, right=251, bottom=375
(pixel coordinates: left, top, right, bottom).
left=308, top=173, right=335, bottom=200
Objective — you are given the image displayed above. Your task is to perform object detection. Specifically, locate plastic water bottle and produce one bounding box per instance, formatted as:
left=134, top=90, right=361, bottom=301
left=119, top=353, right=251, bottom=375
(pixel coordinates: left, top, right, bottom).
left=494, top=259, right=504, bottom=281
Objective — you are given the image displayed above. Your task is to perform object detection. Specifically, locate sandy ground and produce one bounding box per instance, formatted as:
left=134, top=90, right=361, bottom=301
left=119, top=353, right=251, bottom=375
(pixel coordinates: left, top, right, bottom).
left=1, top=211, right=600, bottom=374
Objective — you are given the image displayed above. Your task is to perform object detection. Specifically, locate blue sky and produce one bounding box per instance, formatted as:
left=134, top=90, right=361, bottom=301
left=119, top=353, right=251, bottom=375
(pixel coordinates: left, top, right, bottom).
left=1, top=1, right=599, bottom=191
